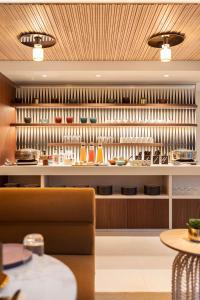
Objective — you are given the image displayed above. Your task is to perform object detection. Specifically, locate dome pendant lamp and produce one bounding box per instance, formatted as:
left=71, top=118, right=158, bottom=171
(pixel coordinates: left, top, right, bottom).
left=18, top=32, right=56, bottom=62
left=148, top=32, right=185, bottom=63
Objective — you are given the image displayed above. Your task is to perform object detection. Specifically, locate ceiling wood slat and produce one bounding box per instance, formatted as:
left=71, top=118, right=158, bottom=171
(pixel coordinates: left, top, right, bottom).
left=0, top=3, right=200, bottom=61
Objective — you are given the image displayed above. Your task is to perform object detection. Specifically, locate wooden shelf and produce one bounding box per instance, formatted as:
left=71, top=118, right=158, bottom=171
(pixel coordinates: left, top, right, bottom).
left=173, top=195, right=200, bottom=199
left=10, top=123, right=197, bottom=127
left=48, top=142, right=163, bottom=147
left=13, top=103, right=197, bottom=109
left=95, top=193, right=169, bottom=199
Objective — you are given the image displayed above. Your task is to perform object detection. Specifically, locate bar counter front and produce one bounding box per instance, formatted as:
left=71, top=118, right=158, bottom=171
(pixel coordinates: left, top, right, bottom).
left=1, top=164, right=200, bottom=231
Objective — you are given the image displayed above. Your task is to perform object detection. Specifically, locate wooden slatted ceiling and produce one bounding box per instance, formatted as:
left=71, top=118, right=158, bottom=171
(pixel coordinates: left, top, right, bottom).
left=0, top=4, right=200, bottom=61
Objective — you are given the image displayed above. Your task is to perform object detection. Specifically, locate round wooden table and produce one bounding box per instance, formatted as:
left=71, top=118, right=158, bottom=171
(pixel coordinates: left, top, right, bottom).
left=0, top=254, right=77, bottom=300
left=160, top=229, right=200, bottom=300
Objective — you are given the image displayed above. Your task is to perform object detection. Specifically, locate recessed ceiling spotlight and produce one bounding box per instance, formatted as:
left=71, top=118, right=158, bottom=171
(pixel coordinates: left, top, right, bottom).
left=95, top=74, right=102, bottom=78
left=18, top=32, right=56, bottom=62
left=163, top=74, right=169, bottom=78
left=42, top=74, right=47, bottom=78
left=148, top=31, right=185, bottom=63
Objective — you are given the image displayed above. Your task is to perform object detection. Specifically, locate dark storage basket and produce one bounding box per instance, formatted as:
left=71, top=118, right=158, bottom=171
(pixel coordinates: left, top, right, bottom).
left=144, top=185, right=161, bottom=195
left=121, top=186, right=137, bottom=195
left=97, top=185, right=113, bottom=195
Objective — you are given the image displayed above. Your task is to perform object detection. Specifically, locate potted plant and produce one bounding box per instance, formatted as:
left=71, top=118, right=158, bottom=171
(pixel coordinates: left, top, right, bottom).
left=187, top=219, right=200, bottom=242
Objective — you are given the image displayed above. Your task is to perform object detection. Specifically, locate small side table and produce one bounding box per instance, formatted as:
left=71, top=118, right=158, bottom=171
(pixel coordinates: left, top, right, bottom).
left=160, top=229, right=200, bottom=300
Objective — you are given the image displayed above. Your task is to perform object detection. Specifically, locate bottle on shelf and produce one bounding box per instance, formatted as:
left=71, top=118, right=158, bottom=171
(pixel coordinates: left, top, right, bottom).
left=88, top=143, right=95, bottom=164
left=79, top=143, right=87, bottom=163
left=59, top=147, right=64, bottom=164
left=53, top=147, right=59, bottom=165
left=42, top=150, right=48, bottom=166
left=96, top=144, right=104, bottom=164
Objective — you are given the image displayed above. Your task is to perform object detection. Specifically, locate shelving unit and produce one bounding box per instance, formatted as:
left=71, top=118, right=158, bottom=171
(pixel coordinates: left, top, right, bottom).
left=13, top=84, right=197, bottom=159
left=11, top=123, right=197, bottom=127
left=95, top=193, right=169, bottom=199
left=48, top=142, right=163, bottom=147
left=13, top=103, right=198, bottom=109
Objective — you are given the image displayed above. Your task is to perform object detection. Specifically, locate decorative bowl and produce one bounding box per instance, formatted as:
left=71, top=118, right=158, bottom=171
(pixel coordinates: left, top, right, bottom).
left=24, top=117, right=31, bottom=124
left=80, top=117, right=87, bottom=123
left=108, top=159, right=116, bottom=166
left=69, top=99, right=78, bottom=104
left=187, top=225, right=200, bottom=243
left=90, top=117, right=97, bottom=123
left=116, top=160, right=127, bottom=166
left=55, top=117, right=62, bottom=123
left=66, top=117, right=73, bottom=123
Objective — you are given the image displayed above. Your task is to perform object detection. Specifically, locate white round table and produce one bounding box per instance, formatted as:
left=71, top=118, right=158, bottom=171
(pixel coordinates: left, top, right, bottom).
left=160, top=229, right=200, bottom=300
left=0, top=254, right=77, bottom=300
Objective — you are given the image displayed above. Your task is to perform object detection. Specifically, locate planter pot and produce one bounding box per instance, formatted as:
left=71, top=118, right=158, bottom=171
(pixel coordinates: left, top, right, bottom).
left=188, top=225, right=200, bottom=243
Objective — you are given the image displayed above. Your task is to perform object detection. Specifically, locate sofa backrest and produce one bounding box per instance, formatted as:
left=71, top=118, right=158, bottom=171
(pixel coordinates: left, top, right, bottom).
left=0, top=188, right=95, bottom=255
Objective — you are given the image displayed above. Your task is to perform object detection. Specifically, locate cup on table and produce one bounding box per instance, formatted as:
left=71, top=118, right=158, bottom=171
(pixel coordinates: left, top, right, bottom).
left=66, top=117, right=73, bottom=124
left=55, top=117, right=62, bottom=123
left=23, top=233, right=44, bottom=256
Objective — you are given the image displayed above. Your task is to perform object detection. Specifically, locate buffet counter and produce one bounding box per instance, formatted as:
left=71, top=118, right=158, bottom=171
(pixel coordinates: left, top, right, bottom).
left=0, top=164, right=200, bottom=176
left=1, top=164, right=200, bottom=231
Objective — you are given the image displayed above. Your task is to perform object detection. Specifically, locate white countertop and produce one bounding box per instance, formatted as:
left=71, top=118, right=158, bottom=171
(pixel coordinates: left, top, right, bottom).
left=0, top=164, right=200, bottom=176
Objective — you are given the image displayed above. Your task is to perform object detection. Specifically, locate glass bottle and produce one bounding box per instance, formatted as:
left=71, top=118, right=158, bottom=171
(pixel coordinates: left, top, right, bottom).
left=53, top=147, right=59, bottom=165
left=88, top=143, right=95, bottom=163
left=42, top=150, right=48, bottom=166
left=80, top=143, right=87, bottom=163
left=59, top=147, right=64, bottom=164
left=96, top=144, right=104, bottom=164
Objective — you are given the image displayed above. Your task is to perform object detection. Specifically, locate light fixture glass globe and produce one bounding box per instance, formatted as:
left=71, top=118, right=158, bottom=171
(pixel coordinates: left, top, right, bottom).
left=160, top=44, right=171, bottom=62
left=33, top=44, right=44, bottom=62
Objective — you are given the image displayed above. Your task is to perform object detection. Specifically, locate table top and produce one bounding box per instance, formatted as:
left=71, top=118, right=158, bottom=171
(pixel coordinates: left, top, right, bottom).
left=0, top=254, right=77, bottom=300
left=160, top=229, right=200, bottom=256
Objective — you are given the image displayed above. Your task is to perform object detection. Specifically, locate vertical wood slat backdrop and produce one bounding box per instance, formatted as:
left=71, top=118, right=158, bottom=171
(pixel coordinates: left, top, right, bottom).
left=15, top=84, right=196, bottom=161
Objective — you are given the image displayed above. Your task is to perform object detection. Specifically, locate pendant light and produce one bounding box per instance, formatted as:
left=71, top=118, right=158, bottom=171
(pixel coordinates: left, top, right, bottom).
left=18, top=32, right=56, bottom=62
left=148, top=32, right=185, bottom=63
left=32, top=37, right=44, bottom=62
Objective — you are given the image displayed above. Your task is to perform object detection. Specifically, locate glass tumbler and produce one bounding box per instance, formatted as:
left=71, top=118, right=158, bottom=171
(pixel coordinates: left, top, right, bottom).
left=23, top=233, right=44, bottom=256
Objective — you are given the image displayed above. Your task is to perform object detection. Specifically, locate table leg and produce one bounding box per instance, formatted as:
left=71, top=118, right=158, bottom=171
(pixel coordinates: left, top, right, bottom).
left=172, top=252, right=200, bottom=300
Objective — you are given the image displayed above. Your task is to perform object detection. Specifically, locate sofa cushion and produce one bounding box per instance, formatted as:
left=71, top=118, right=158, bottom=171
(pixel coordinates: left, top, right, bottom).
left=54, top=255, right=95, bottom=300
left=0, top=188, right=95, bottom=223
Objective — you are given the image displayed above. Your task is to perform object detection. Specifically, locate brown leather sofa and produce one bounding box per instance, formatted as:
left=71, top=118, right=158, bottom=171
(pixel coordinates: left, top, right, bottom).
left=0, top=188, right=95, bottom=300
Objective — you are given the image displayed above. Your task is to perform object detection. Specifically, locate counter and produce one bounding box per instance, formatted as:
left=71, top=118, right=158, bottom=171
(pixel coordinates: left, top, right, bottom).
left=0, top=164, right=200, bottom=176
left=1, top=164, right=200, bottom=231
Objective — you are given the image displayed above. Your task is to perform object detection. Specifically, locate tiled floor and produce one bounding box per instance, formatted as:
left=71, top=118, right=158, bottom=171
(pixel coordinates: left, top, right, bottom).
left=95, top=234, right=177, bottom=293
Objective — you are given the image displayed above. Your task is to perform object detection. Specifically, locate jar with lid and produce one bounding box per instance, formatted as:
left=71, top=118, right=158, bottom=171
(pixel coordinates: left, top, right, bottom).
left=53, top=147, right=59, bottom=165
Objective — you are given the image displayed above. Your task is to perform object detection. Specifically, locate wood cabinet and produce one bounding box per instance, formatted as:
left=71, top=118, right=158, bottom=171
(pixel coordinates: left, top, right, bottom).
left=127, top=198, right=169, bottom=229
left=173, top=198, right=200, bottom=228
left=96, top=198, right=127, bottom=229
left=96, top=197, right=169, bottom=229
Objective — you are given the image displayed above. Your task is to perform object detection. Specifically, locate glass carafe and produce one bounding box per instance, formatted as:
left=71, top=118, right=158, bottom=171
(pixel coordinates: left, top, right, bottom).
left=80, top=143, right=87, bottom=163
left=96, top=144, right=104, bottom=164
left=88, top=143, right=95, bottom=163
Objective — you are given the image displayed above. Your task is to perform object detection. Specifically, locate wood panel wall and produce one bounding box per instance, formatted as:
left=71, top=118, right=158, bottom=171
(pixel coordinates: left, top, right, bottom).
left=0, top=73, right=16, bottom=165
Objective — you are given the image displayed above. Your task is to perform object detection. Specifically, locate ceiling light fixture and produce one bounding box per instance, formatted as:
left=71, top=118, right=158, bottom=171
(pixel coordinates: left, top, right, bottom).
left=148, top=32, right=185, bottom=63
left=95, top=74, right=102, bottom=78
left=18, top=32, right=56, bottom=62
